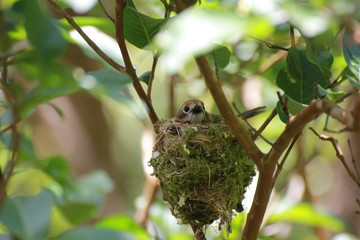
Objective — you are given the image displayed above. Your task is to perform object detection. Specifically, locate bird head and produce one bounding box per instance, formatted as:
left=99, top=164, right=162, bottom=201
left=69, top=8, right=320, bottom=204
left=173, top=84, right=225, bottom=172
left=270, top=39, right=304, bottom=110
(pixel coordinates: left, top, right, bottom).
left=176, top=100, right=206, bottom=124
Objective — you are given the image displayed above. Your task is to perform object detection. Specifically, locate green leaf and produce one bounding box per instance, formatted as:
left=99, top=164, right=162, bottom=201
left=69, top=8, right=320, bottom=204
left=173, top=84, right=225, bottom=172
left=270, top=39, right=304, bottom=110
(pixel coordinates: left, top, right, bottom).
left=342, top=27, right=360, bottom=79
left=0, top=190, right=53, bottom=240
left=124, top=6, right=167, bottom=49
left=58, top=202, right=97, bottom=225
left=276, top=101, right=288, bottom=124
left=96, top=215, right=150, bottom=240
left=269, top=203, right=345, bottom=232
left=13, top=0, right=66, bottom=60
left=207, top=45, right=231, bottom=69
left=276, top=47, right=331, bottom=104
left=56, top=171, right=114, bottom=225
left=80, top=70, right=131, bottom=102
left=45, top=156, right=72, bottom=188
left=55, top=227, right=136, bottom=240
left=138, top=71, right=151, bottom=85
left=19, top=84, right=80, bottom=119
left=317, top=85, right=345, bottom=101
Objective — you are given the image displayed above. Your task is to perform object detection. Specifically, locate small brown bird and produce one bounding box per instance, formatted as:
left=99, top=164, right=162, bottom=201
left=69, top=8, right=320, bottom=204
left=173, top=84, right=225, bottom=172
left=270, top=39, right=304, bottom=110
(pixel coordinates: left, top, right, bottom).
left=175, top=99, right=265, bottom=124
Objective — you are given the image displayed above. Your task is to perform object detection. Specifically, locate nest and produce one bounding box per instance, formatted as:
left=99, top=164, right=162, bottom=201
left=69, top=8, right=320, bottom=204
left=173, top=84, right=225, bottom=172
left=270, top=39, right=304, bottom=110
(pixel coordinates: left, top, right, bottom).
left=150, top=120, right=256, bottom=230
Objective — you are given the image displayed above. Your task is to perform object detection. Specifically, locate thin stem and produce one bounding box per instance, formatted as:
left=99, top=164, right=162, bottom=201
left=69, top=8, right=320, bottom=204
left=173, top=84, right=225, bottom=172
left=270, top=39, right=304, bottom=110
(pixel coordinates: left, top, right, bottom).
left=290, top=25, right=295, bottom=47
left=252, top=108, right=277, bottom=141
left=98, top=0, right=115, bottom=23
left=272, top=133, right=301, bottom=188
left=309, top=127, right=360, bottom=188
left=348, top=139, right=360, bottom=180
left=47, top=0, right=126, bottom=73
left=147, top=55, right=159, bottom=100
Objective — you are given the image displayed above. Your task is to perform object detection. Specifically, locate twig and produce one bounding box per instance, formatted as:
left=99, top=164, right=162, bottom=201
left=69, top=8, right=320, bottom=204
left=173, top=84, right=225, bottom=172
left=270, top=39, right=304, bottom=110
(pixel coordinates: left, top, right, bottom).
left=309, top=127, right=360, bottom=188
left=271, top=133, right=301, bottom=188
left=168, top=75, right=176, bottom=118
left=98, top=0, right=115, bottom=23
left=47, top=0, right=126, bottom=73
left=0, top=41, right=21, bottom=207
left=253, top=38, right=289, bottom=51
left=348, top=139, right=360, bottom=180
left=0, top=120, right=20, bottom=135
left=147, top=55, right=159, bottom=100
left=212, top=50, right=220, bottom=80
left=252, top=108, right=277, bottom=141
left=232, top=102, right=273, bottom=146
left=114, top=0, right=159, bottom=124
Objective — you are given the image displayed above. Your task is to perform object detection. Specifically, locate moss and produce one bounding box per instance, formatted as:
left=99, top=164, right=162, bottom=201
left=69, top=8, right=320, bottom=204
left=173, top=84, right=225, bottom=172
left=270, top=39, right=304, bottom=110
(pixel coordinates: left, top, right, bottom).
left=150, top=120, right=256, bottom=230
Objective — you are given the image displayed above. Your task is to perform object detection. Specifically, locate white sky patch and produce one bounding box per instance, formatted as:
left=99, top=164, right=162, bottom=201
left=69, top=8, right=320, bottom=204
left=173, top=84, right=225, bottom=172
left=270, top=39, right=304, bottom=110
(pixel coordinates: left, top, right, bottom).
left=63, top=0, right=97, bottom=14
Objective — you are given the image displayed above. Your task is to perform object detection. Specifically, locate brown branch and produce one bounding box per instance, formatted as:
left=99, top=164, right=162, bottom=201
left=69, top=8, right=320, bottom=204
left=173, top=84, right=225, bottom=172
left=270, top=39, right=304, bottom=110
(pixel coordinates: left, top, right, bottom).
left=242, top=99, right=324, bottom=240
left=47, top=0, right=126, bottom=73
left=114, top=0, right=159, bottom=124
left=147, top=55, right=159, bottom=100
left=310, top=127, right=360, bottom=188
left=195, top=56, right=263, bottom=166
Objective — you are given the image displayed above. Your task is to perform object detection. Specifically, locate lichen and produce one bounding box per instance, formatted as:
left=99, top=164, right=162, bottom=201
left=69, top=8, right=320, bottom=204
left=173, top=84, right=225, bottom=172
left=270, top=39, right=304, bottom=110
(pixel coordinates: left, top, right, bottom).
left=150, top=120, right=256, bottom=230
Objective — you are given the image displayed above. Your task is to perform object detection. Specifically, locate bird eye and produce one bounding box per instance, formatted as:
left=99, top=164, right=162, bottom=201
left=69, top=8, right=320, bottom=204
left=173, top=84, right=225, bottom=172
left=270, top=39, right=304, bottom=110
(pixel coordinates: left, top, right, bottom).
left=183, top=106, right=190, bottom=113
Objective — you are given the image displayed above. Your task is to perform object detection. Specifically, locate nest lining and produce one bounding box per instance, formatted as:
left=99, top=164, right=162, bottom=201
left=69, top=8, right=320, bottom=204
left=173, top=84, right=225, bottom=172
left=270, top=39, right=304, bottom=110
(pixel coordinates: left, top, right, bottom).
left=150, top=120, right=256, bottom=229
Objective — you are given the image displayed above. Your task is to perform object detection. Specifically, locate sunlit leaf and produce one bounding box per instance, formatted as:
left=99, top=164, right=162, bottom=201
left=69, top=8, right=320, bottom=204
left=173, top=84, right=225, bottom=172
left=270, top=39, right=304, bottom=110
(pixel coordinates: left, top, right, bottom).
left=156, top=9, right=242, bottom=72
left=0, top=190, right=53, bottom=240
left=269, top=203, right=345, bottom=232
left=124, top=6, right=167, bottom=49
left=96, top=215, right=150, bottom=240
left=156, top=7, right=272, bottom=73
left=56, top=227, right=135, bottom=240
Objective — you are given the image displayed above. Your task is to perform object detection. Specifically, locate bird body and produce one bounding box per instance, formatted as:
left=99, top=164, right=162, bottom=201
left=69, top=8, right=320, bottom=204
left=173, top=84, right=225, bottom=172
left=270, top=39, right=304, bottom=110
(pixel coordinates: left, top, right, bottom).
left=175, top=99, right=265, bottom=124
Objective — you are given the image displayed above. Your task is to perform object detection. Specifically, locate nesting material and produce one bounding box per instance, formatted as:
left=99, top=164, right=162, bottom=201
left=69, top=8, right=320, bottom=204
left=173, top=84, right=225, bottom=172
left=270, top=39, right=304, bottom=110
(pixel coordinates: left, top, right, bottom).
left=150, top=120, right=256, bottom=230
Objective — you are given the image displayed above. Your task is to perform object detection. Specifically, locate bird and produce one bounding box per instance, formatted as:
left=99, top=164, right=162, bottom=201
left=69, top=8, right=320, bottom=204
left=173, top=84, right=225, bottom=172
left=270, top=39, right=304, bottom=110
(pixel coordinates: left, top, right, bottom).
left=174, top=99, right=265, bottom=124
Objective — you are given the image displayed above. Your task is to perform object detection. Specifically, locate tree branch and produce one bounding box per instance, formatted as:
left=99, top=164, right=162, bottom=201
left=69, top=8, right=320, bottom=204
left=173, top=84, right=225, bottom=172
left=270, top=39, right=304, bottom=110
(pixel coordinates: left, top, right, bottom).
left=310, top=127, right=360, bottom=188
left=114, top=0, right=159, bottom=124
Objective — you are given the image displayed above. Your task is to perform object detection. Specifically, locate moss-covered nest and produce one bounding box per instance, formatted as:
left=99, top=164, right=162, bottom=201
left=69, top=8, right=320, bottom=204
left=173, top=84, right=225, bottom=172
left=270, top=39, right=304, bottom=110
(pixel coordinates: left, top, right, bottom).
left=150, top=120, right=256, bottom=230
